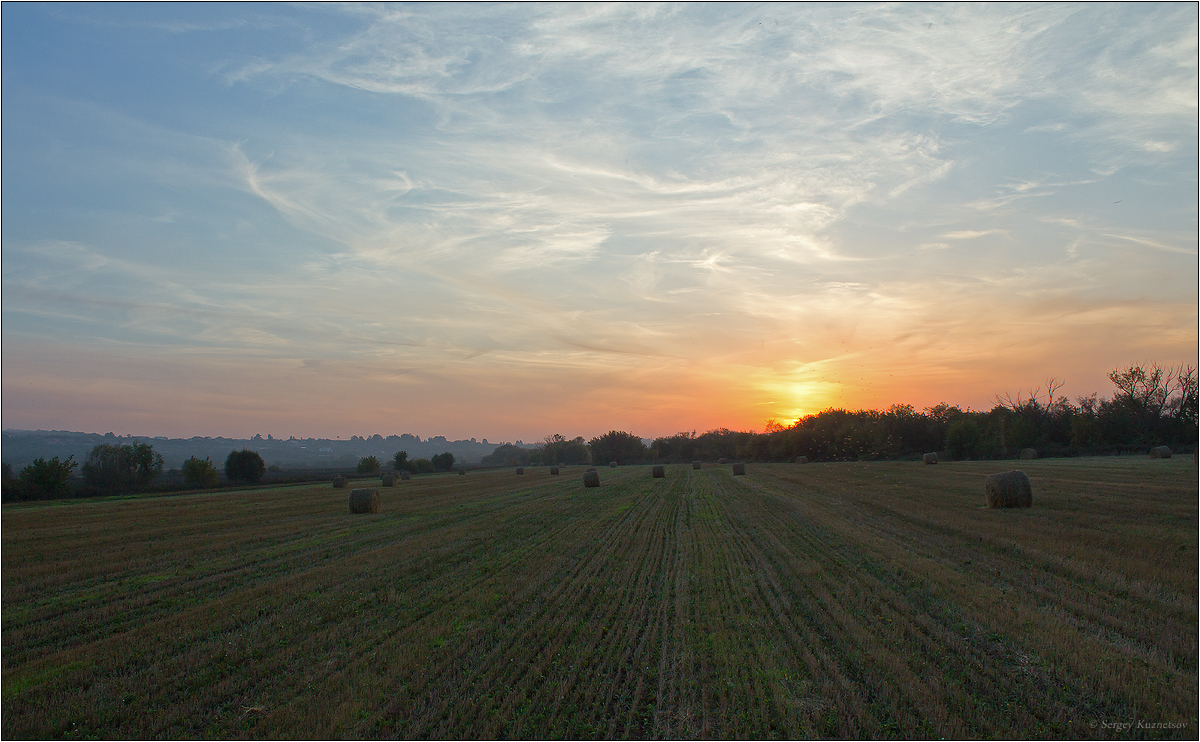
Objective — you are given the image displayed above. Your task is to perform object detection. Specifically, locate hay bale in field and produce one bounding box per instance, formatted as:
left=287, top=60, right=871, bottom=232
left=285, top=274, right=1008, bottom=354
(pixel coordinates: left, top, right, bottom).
left=1020, top=448, right=1038, bottom=460
left=985, top=471, right=1032, bottom=509
left=332, top=475, right=347, bottom=488
left=382, top=474, right=395, bottom=486
left=732, top=462, right=746, bottom=475
left=718, top=457, right=727, bottom=465
left=1149, top=445, right=1172, bottom=459
left=609, top=461, right=618, bottom=468
left=399, top=471, right=411, bottom=481
left=348, top=488, right=380, bottom=514
left=692, top=460, right=702, bottom=470
left=795, top=456, right=808, bottom=464
left=923, top=452, right=938, bottom=465
left=550, top=466, right=560, bottom=475
left=515, top=467, right=525, bottom=475
left=583, top=470, right=600, bottom=488
left=652, top=465, right=665, bottom=478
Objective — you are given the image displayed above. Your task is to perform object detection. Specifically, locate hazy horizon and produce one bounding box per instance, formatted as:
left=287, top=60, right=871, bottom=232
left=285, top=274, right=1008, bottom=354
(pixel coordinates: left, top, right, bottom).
left=0, top=358, right=1184, bottom=444
left=3, top=3, right=1197, bottom=443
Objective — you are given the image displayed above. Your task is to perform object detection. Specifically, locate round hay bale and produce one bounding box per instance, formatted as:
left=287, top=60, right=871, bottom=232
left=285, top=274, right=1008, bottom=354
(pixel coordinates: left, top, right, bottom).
left=692, top=460, right=702, bottom=470
left=348, top=487, right=380, bottom=514
left=732, top=462, right=746, bottom=475
left=795, top=456, right=808, bottom=464
left=515, top=467, right=524, bottom=475
left=381, top=474, right=395, bottom=486
left=923, top=452, right=938, bottom=465
left=332, top=475, right=347, bottom=489
left=583, top=470, right=600, bottom=488
left=1020, top=448, right=1038, bottom=460
left=609, top=461, right=618, bottom=468
left=1149, top=445, right=1172, bottom=459
left=550, top=466, right=560, bottom=475
left=985, top=471, right=1032, bottom=509
left=718, top=457, right=727, bottom=465
left=652, top=465, right=665, bottom=478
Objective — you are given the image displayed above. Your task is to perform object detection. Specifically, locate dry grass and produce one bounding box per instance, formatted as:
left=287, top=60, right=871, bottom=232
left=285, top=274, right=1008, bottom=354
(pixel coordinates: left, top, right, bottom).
left=3, top=458, right=1195, bottom=738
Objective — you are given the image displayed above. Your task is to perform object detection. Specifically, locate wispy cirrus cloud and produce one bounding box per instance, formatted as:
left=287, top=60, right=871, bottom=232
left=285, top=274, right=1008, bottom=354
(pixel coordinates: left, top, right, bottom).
left=943, top=229, right=1008, bottom=240
left=2, top=2, right=1195, bottom=439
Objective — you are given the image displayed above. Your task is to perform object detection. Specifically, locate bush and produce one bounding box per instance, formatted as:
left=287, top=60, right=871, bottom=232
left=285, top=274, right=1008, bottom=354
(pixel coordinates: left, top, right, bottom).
left=481, top=444, right=529, bottom=467
left=393, top=451, right=411, bottom=471
left=8, top=456, right=78, bottom=500
left=1, top=463, right=15, bottom=502
left=431, top=452, right=455, bottom=471
left=534, top=435, right=590, bottom=465
left=357, top=456, right=381, bottom=474
left=224, top=449, right=265, bottom=484
left=182, top=456, right=220, bottom=488
left=588, top=431, right=646, bottom=466
left=945, top=418, right=982, bottom=460
left=412, top=458, right=434, bottom=474
left=82, top=443, right=163, bottom=496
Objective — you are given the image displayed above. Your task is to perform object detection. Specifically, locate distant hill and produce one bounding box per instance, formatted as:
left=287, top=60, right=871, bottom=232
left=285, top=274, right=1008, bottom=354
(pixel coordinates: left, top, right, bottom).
left=1, top=430, right=532, bottom=470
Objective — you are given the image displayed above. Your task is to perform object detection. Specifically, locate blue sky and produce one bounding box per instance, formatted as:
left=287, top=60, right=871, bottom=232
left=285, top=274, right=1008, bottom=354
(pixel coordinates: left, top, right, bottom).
left=2, top=2, right=1196, bottom=441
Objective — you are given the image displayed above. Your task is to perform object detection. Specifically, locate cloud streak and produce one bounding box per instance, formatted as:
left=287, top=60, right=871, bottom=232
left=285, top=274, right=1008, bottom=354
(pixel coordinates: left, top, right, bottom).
left=2, top=3, right=1195, bottom=440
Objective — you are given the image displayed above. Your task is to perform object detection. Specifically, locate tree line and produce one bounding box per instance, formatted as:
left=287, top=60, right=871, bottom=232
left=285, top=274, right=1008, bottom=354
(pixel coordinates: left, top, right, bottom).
left=492, top=362, right=1197, bottom=467
left=384, top=451, right=456, bottom=474
left=2, top=446, right=269, bottom=502
left=4, top=362, right=1194, bottom=501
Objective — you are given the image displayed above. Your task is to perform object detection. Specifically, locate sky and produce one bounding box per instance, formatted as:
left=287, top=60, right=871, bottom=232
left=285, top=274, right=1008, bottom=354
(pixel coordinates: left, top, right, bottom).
left=2, top=2, right=1197, bottom=442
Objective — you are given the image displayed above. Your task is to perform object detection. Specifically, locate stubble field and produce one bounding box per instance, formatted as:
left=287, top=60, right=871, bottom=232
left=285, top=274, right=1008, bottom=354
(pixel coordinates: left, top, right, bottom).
left=3, top=457, right=1196, bottom=739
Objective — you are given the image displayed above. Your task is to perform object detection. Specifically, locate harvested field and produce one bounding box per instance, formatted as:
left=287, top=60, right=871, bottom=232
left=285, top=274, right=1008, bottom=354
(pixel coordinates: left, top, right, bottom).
left=3, top=458, right=1196, bottom=739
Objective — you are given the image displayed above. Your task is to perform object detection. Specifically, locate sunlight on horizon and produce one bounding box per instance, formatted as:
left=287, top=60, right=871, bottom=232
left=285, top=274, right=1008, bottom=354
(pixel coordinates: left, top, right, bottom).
left=1, top=3, right=1196, bottom=441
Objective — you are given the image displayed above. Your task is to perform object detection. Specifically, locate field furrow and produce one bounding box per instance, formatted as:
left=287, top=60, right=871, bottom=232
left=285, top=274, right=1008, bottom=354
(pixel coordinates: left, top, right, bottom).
left=3, top=458, right=1196, bottom=739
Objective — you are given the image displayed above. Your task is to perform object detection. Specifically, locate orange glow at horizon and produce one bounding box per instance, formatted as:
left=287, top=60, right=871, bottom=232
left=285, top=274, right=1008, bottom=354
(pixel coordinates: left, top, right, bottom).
left=2, top=280, right=1195, bottom=441
left=1, top=4, right=1195, bottom=448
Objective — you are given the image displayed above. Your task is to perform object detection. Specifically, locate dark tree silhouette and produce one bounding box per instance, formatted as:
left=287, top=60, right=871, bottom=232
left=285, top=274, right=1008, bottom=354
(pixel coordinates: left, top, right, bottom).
left=588, top=431, right=646, bottom=466
left=431, top=452, right=455, bottom=471
left=182, top=456, right=220, bottom=488
left=224, top=449, right=265, bottom=484
left=82, top=443, right=163, bottom=496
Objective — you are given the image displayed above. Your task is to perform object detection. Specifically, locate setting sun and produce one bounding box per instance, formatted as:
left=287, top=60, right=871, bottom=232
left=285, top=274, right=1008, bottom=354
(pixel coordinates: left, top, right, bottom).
left=2, top=3, right=1195, bottom=442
